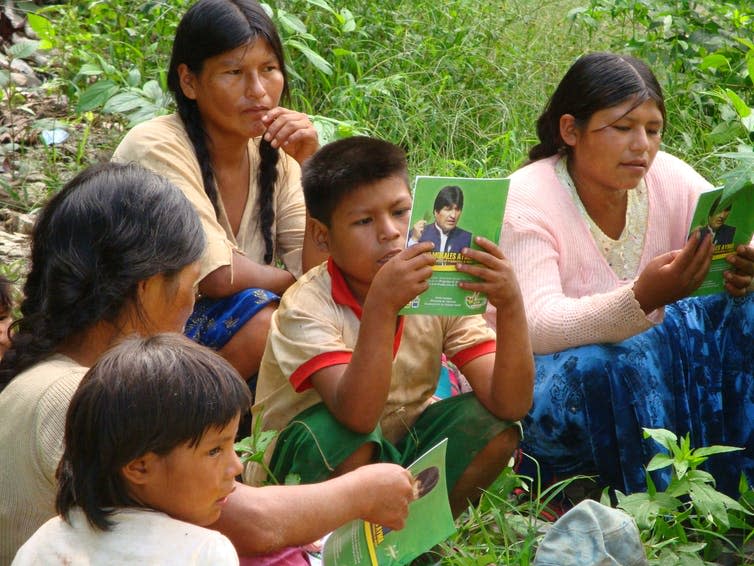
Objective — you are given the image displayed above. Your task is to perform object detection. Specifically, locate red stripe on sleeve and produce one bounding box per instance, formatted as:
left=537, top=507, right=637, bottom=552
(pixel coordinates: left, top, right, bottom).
left=290, top=351, right=353, bottom=392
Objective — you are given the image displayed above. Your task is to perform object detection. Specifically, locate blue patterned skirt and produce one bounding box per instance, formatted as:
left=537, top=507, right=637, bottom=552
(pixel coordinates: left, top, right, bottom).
left=185, top=288, right=279, bottom=350
left=520, top=293, right=754, bottom=496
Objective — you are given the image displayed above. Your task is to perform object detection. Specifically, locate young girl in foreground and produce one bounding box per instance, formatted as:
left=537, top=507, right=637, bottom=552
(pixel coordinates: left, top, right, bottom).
left=12, top=334, right=249, bottom=565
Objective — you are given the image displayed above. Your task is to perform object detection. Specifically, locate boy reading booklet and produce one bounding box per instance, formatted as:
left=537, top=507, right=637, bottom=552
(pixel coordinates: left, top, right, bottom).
left=249, top=136, right=534, bottom=516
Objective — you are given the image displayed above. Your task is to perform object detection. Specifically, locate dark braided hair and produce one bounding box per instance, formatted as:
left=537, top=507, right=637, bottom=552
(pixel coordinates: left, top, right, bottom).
left=527, top=52, right=666, bottom=164
left=0, top=163, right=205, bottom=391
left=167, top=0, right=289, bottom=265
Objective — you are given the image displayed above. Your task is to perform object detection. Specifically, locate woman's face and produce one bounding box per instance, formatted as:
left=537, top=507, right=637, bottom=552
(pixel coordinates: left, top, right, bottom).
left=137, top=261, right=202, bottom=334
left=563, top=98, right=663, bottom=195
left=178, top=37, right=285, bottom=145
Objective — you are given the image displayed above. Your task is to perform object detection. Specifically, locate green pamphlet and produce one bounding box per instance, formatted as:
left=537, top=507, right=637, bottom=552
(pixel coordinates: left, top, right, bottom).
left=400, top=176, right=510, bottom=316
left=687, top=181, right=754, bottom=295
left=320, top=439, right=455, bottom=566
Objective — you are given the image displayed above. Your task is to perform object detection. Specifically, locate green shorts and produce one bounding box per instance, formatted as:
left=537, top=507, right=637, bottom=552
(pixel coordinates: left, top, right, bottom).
left=268, top=392, right=520, bottom=490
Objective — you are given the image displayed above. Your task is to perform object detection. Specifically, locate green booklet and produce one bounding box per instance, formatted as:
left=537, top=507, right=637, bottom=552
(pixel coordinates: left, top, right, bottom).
left=687, top=181, right=754, bottom=295
left=400, top=176, right=510, bottom=316
left=320, top=439, right=455, bottom=566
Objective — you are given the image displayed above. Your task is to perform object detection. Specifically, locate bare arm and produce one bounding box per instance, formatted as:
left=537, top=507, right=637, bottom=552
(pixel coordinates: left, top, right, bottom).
left=456, top=237, right=534, bottom=420
left=198, top=251, right=295, bottom=298
left=311, top=243, right=435, bottom=433
left=210, top=463, right=414, bottom=555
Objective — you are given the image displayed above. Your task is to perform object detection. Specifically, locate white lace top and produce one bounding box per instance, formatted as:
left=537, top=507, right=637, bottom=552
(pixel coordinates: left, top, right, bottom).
left=555, top=156, right=648, bottom=281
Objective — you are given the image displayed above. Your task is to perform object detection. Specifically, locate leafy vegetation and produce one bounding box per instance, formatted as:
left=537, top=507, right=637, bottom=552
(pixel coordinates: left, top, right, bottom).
left=1, top=0, right=753, bottom=562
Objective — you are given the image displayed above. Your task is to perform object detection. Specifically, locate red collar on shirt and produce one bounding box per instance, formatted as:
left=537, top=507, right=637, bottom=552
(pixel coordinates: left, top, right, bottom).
left=327, top=257, right=405, bottom=355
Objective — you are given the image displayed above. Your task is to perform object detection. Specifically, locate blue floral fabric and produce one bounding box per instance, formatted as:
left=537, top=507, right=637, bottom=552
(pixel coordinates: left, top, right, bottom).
left=520, top=293, right=754, bottom=497
left=185, top=288, right=279, bottom=350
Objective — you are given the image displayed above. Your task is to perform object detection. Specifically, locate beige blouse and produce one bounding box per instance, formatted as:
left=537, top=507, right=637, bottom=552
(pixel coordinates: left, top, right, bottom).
left=112, top=114, right=306, bottom=281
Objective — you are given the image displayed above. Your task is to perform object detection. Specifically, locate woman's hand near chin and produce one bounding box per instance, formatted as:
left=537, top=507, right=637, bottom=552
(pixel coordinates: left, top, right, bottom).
left=633, top=230, right=713, bottom=314
left=261, top=106, right=319, bottom=164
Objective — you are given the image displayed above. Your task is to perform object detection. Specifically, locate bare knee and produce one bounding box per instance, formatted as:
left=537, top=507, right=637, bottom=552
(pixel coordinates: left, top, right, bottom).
left=219, top=303, right=278, bottom=379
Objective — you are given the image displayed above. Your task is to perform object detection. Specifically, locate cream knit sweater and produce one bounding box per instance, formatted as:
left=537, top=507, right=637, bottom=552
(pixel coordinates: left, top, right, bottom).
left=0, top=355, right=87, bottom=563
left=500, top=151, right=711, bottom=354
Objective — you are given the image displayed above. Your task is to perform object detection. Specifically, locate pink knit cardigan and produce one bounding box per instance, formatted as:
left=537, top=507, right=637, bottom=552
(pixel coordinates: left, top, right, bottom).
left=500, top=151, right=711, bottom=354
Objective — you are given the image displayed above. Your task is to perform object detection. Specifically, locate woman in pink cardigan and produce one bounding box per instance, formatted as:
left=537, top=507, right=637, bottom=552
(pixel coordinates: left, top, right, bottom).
left=499, top=52, right=754, bottom=497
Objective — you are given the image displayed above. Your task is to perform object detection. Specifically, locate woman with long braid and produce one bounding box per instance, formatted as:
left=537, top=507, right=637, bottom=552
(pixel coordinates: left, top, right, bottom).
left=113, top=0, right=324, bottom=395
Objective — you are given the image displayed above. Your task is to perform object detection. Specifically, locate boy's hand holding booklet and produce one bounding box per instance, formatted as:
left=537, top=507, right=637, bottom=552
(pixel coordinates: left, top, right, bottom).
left=401, top=176, right=510, bottom=316
left=687, top=180, right=754, bottom=295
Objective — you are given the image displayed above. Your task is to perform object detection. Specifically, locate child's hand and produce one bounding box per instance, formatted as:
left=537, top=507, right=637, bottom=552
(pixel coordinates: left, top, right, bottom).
left=353, top=463, right=415, bottom=531
left=368, top=242, right=435, bottom=313
left=456, top=236, right=523, bottom=310
left=262, top=106, right=319, bottom=165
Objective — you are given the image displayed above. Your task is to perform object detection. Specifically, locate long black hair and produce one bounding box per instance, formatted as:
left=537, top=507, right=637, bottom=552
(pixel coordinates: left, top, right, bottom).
left=528, top=52, right=666, bottom=163
left=167, top=0, right=289, bottom=264
left=0, top=162, right=205, bottom=390
left=56, top=333, right=251, bottom=531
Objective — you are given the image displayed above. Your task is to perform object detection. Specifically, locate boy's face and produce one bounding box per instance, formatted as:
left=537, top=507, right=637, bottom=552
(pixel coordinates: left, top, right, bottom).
left=0, top=308, right=11, bottom=358
left=314, top=175, right=412, bottom=304
left=127, top=414, right=242, bottom=526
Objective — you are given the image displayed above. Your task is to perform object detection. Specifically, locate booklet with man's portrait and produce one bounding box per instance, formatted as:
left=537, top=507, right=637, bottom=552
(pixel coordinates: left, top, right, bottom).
left=400, top=176, right=510, bottom=316
left=687, top=180, right=754, bottom=296
left=317, top=439, right=454, bottom=566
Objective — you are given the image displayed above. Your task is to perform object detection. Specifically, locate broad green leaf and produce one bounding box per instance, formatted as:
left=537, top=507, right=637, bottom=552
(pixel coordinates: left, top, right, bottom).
left=103, top=91, right=146, bottom=114
left=259, top=2, right=273, bottom=18
left=673, top=459, right=689, bottom=480
left=76, top=80, right=118, bottom=112
left=693, top=445, right=744, bottom=458
left=26, top=13, right=53, bottom=43
left=647, top=453, right=674, bottom=471
left=724, top=89, right=752, bottom=118
left=616, top=491, right=682, bottom=530
left=78, top=63, right=103, bottom=77
left=8, top=40, right=39, bottom=60
left=142, top=80, right=163, bottom=101
left=340, top=8, right=356, bottom=32
left=305, top=0, right=336, bottom=15
left=643, top=427, right=678, bottom=451
left=700, top=53, right=729, bottom=71
left=277, top=10, right=307, bottom=34
left=286, top=39, right=332, bottom=75
left=0, top=70, right=9, bottom=88
left=127, top=68, right=141, bottom=88
left=688, top=481, right=744, bottom=528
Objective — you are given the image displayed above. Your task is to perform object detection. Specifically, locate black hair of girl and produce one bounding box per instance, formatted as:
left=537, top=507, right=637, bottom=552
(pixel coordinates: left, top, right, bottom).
left=167, top=0, right=289, bottom=265
left=56, top=333, right=251, bottom=531
left=527, top=52, right=666, bottom=163
left=0, top=162, right=206, bottom=390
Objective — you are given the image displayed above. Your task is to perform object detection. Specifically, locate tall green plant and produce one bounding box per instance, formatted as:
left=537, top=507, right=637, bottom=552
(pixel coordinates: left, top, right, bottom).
left=608, top=428, right=751, bottom=565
